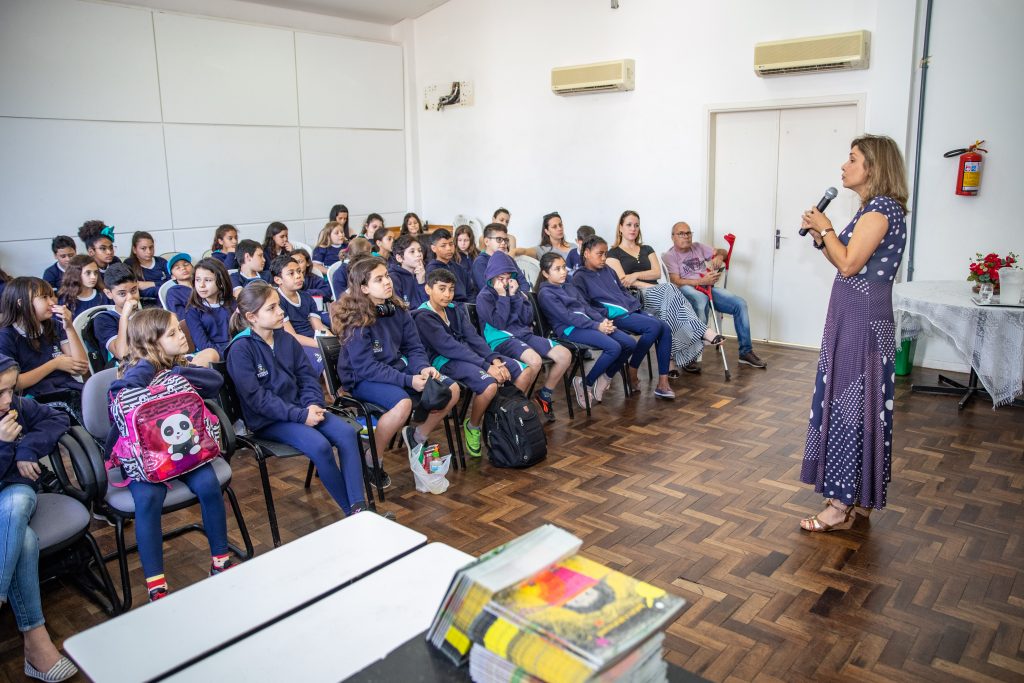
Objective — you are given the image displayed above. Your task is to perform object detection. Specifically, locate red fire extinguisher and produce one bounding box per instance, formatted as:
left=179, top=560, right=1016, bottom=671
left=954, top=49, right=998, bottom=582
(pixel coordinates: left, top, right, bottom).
left=943, top=140, right=988, bottom=196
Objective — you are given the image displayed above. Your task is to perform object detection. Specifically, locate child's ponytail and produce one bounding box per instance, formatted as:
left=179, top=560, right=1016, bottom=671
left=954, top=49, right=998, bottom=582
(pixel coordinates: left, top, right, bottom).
left=229, top=281, right=274, bottom=336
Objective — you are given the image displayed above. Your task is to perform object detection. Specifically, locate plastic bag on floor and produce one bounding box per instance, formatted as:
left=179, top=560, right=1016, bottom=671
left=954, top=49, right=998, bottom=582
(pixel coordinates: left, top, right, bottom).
left=409, top=443, right=451, bottom=494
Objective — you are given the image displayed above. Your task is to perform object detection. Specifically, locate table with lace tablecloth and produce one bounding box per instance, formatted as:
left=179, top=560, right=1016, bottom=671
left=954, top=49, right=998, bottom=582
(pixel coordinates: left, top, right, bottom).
left=893, top=280, right=1024, bottom=408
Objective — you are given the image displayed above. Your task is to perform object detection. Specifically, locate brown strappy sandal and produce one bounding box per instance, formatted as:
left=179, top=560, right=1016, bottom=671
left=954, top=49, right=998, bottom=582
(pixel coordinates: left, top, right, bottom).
left=800, top=499, right=855, bottom=532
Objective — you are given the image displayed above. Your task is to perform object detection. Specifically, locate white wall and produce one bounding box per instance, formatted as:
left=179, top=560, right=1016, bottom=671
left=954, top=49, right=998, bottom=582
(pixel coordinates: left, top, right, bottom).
left=409, top=0, right=916, bottom=251
left=903, top=0, right=1023, bottom=371
left=0, top=0, right=406, bottom=279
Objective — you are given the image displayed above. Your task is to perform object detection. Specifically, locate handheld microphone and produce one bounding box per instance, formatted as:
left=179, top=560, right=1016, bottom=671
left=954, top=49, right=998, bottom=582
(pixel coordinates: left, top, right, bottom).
left=799, top=187, right=838, bottom=236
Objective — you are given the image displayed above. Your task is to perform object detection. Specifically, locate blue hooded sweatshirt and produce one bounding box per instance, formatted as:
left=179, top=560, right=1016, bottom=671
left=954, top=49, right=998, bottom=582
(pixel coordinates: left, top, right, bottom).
left=387, top=262, right=429, bottom=310
left=337, top=307, right=431, bottom=391
left=571, top=266, right=641, bottom=319
left=225, top=328, right=323, bottom=432
left=474, top=251, right=536, bottom=350
left=471, top=251, right=531, bottom=294
left=0, top=354, right=70, bottom=486
left=536, top=280, right=606, bottom=336
left=425, top=259, right=474, bottom=303
left=411, top=302, right=500, bottom=371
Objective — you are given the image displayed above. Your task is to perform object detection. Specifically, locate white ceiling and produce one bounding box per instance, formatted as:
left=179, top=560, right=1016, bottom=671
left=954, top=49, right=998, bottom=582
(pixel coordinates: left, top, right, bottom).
left=233, top=0, right=450, bottom=25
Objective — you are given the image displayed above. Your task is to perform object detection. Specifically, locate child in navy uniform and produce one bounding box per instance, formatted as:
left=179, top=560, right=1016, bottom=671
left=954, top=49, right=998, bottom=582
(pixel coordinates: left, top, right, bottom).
left=425, top=229, right=474, bottom=303
left=92, top=263, right=141, bottom=364
left=331, top=258, right=460, bottom=488
left=210, top=224, right=239, bottom=271
left=289, top=249, right=332, bottom=304
left=262, top=221, right=292, bottom=264
left=57, top=255, right=111, bottom=318
left=77, top=220, right=120, bottom=276
left=42, top=236, right=77, bottom=291
left=387, top=235, right=428, bottom=310
left=184, top=258, right=234, bottom=356
left=163, top=253, right=194, bottom=319
left=536, top=252, right=635, bottom=407
left=0, top=278, right=88, bottom=404
left=312, top=220, right=346, bottom=274
left=124, top=231, right=169, bottom=298
left=271, top=255, right=329, bottom=373
left=566, top=225, right=595, bottom=276
left=230, top=240, right=267, bottom=294
left=411, top=269, right=533, bottom=458
left=0, top=354, right=80, bottom=682
left=475, top=251, right=571, bottom=421
left=572, top=236, right=689, bottom=400
left=331, top=237, right=372, bottom=298
left=104, top=308, right=229, bottom=602
left=226, top=283, right=367, bottom=516
left=471, top=223, right=531, bottom=294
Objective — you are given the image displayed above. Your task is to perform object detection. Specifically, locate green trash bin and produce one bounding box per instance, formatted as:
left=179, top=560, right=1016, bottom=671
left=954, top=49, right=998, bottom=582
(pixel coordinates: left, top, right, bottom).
left=894, top=338, right=916, bottom=376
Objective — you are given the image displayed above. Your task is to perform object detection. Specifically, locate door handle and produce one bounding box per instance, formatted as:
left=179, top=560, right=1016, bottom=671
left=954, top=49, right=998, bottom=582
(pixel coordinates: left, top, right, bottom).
left=775, top=229, right=788, bottom=249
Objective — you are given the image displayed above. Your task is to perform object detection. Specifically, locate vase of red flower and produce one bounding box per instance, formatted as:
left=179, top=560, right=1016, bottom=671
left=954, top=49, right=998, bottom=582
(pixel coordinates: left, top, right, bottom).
left=968, top=252, right=1018, bottom=294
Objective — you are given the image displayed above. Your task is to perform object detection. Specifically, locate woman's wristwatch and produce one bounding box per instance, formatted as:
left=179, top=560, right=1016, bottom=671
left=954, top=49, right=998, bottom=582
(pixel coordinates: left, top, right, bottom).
left=813, top=228, right=835, bottom=250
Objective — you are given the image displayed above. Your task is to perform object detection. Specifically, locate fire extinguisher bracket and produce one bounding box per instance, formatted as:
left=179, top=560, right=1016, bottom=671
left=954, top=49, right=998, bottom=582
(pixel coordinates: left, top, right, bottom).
left=944, top=140, right=987, bottom=196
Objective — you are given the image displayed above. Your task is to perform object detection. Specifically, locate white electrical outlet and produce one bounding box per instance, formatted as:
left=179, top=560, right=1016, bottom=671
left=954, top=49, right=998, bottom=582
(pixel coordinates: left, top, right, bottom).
left=424, top=81, right=474, bottom=111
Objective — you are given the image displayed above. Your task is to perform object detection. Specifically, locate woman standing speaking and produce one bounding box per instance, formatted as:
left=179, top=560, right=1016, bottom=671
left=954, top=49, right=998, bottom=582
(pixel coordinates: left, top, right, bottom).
left=798, top=134, right=909, bottom=532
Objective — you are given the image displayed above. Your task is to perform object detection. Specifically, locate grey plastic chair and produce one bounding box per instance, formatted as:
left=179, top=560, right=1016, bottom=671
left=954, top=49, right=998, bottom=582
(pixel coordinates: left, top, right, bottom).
left=75, top=368, right=254, bottom=609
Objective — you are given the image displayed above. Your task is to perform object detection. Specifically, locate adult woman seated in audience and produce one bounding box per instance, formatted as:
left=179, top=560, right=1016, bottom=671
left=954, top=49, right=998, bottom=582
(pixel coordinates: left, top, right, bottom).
left=606, top=210, right=720, bottom=376
left=517, top=212, right=575, bottom=260
left=0, top=354, right=79, bottom=682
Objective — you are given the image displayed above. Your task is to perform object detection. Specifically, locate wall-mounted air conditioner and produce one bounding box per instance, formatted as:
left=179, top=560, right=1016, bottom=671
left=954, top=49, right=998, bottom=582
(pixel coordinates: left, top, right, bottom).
left=754, top=30, right=870, bottom=77
left=551, top=59, right=635, bottom=95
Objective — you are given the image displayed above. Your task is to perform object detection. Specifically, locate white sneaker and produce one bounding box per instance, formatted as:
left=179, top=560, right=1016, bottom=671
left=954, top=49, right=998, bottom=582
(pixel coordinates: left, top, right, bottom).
left=571, top=376, right=588, bottom=409
left=593, top=374, right=612, bottom=403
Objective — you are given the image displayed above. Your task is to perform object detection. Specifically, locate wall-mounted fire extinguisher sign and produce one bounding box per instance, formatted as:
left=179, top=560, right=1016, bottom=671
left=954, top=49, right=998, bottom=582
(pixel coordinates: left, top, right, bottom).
left=943, top=140, right=988, bottom=196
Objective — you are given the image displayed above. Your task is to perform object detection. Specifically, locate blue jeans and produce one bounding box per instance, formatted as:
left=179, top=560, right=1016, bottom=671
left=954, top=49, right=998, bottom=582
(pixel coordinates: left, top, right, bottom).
left=127, top=463, right=228, bottom=578
left=680, top=285, right=752, bottom=355
left=614, top=312, right=672, bottom=376
left=257, top=413, right=364, bottom=515
left=563, top=328, right=636, bottom=386
left=0, top=484, right=45, bottom=632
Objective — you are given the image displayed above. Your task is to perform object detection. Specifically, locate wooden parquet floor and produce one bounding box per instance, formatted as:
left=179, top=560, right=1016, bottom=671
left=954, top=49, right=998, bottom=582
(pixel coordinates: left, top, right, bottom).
left=2, top=344, right=1022, bottom=682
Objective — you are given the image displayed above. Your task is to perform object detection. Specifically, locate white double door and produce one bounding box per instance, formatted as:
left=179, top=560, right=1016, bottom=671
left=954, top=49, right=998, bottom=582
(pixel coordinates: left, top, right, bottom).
left=710, top=104, right=860, bottom=348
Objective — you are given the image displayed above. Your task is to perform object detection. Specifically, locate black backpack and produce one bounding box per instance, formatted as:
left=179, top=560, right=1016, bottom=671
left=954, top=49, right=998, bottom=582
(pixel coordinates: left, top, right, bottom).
left=485, top=385, right=547, bottom=468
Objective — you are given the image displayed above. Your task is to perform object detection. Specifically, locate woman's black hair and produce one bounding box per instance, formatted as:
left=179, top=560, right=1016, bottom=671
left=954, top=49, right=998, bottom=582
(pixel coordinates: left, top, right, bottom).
left=540, top=212, right=561, bottom=248
left=329, top=204, right=352, bottom=239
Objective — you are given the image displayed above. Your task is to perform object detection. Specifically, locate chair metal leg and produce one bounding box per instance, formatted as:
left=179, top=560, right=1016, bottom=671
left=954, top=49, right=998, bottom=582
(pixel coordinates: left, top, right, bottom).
left=82, top=532, right=122, bottom=615
left=562, top=368, right=575, bottom=420
left=113, top=517, right=133, bottom=611
left=578, top=354, right=593, bottom=417
left=303, top=461, right=316, bottom=489
left=362, top=418, right=386, bottom=503
left=442, top=415, right=459, bottom=468
left=223, top=485, right=254, bottom=560
left=253, top=452, right=282, bottom=548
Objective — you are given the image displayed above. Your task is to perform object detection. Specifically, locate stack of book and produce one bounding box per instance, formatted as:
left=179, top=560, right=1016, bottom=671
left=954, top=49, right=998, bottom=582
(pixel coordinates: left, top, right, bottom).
left=427, top=525, right=685, bottom=683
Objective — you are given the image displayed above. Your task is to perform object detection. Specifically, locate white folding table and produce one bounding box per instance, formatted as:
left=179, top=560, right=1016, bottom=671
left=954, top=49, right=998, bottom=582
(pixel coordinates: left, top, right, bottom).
left=164, top=543, right=473, bottom=683
left=65, top=513, right=427, bottom=682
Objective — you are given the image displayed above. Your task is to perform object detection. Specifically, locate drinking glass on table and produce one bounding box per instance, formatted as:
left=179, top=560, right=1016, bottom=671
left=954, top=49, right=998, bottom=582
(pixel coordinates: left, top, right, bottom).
left=979, top=282, right=994, bottom=304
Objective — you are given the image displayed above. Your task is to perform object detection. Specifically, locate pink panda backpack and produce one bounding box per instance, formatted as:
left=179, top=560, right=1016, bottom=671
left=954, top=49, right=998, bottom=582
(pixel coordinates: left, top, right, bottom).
left=110, top=370, right=222, bottom=484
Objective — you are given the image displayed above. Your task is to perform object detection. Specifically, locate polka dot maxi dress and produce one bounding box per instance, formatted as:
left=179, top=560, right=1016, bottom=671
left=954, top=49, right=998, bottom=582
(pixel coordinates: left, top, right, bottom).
left=801, top=196, right=907, bottom=510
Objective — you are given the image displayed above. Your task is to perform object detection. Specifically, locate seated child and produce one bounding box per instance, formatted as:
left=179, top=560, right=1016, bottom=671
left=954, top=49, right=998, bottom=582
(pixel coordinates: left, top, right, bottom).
left=387, top=235, right=428, bottom=310
left=330, top=237, right=372, bottom=298
left=0, top=278, right=88, bottom=406
left=471, top=223, right=532, bottom=294
left=289, top=248, right=332, bottom=303
left=0, top=353, right=80, bottom=681
left=475, top=251, right=571, bottom=421
left=571, top=236, right=685, bottom=400
left=124, top=231, right=169, bottom=298
left=566, top=225, right=595, bottom=275
left=270, top=254, right=329, bottom=373
left=371, top=227, right=394, bottom=261
left=163, top=253, right=193, bottom=319
left=425, top=229, right=474, bottom=303
left=210, top=224, right=239, bottom=271
left=42, top=235, right=77, bottom=291
left=262, top=221, right=292, bottom=264
left=229, top=239, right=268, bottom=294
left=412, top=269, right=534, bottom=457
left=536, top=252, right=635, bottom=407
left=77, top=220, right=120, bottom=276
left=57, top=255, right=111, bottom=318
left=92, top=263, right=141, bottom=364
left=184, top=257, right=235, bottom=356
left=104, top=308, right=229, bottom=601
left=331, top=257, right=461, bottom=489
left=226, top=283, right=368, bottom=515
left=312, top=220, right=346, bottom=274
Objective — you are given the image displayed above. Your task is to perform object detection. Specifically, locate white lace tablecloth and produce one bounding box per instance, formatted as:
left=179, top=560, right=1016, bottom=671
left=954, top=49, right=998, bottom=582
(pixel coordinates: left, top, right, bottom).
left=893, top=280, right=1024, bottom=406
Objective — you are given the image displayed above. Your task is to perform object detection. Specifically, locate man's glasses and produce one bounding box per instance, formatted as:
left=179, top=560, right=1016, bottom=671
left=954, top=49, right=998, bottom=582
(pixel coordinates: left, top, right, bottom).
left=674, top=232, right=692, bottom=237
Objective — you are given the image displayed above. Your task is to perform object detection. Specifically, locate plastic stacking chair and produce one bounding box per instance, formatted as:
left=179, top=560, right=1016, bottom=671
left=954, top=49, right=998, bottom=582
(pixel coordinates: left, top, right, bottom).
left=75, top=369, right=254, bottom=608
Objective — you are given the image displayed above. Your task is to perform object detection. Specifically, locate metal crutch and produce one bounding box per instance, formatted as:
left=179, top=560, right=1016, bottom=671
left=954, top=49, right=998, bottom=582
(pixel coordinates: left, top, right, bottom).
left=697, top=284, right=731, bottom=381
